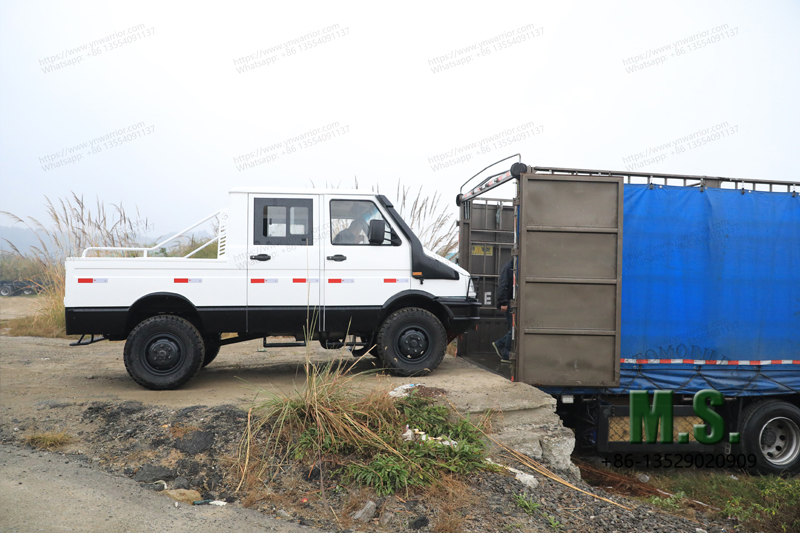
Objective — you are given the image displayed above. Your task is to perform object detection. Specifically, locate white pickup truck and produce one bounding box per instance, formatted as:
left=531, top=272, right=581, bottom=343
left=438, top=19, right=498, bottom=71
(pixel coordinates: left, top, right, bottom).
left=65, top=189, right=479, bottom=389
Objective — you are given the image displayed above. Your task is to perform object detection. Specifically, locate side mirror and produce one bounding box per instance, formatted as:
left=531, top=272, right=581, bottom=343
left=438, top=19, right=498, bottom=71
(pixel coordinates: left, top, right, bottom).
left=368, top=219, right=386, bottom=245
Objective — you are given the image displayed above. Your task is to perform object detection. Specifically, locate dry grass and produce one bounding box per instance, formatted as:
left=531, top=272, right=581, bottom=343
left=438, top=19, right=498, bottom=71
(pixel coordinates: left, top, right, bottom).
left=0, top=316, right=66, bottom=338
left=235, top=356, right=404, bottom=492
left=167, top=424, right=201, bottom=439
left=1, top=194, right=149, bottom=337
left=1, top=194, right=217, bottom=337
left=338, top=178, right=459, bottom=257
left=24, top=431, right=73, bottom=450
left=393, top=182, right=458, bottom=257
left=425, top=476, right=478, bottom=533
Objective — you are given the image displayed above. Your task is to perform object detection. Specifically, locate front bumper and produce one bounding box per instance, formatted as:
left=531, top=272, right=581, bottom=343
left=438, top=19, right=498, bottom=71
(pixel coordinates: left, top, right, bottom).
left=436, top=297, right=481, bottom=335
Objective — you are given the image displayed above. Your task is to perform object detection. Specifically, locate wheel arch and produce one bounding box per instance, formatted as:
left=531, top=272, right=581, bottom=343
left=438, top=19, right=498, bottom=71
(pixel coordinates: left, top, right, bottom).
left=381, top=290, right=452, bottom=333
left=125, top=292, right=204, bottom=338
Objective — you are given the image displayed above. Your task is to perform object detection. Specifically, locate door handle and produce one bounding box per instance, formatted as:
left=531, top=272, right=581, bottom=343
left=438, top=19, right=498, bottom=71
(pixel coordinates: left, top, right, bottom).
left=326, top=254, right=347, bottom=262
left=250, top=254, right=271, bottom=261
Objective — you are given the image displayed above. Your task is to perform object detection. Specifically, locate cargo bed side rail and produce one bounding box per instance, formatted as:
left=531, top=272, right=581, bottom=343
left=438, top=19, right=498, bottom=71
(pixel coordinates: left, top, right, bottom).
left=81, top=209, right=226, bottom=258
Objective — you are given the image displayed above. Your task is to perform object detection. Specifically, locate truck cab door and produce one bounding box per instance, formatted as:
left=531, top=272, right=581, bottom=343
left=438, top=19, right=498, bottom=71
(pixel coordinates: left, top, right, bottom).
left=247, top=194, right=321, bottom=334
left=321, top=195, right=411, bottom=336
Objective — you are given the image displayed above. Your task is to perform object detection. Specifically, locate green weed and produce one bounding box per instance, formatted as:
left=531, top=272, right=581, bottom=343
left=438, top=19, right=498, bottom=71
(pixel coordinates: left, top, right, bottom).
left=236, top=358, right=492, bottom=496
left=512, top=493, right=540, bottom=515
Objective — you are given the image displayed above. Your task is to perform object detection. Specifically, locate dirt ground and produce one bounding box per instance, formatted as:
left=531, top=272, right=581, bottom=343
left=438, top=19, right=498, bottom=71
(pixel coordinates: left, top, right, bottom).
left=0, top=295, right=42, bottom=321
left=0, top=297, right=736, bottom=533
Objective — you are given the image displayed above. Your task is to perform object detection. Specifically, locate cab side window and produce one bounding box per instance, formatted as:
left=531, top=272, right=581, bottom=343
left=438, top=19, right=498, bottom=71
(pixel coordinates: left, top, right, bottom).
left=330, top=200, right=392, bottom=245
left=254, top=198, right=313, bottom=245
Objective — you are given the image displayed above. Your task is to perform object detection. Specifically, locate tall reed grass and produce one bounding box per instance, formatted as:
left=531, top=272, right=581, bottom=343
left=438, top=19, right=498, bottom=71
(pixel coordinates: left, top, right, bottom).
left=393, top=182, right=458, bottom=257
left=1, top=194, right=150, bottom=336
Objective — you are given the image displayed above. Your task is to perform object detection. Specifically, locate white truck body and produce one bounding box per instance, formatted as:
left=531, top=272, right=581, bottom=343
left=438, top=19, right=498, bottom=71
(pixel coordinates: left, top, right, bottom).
left=65, top=189, right=479, bottom=389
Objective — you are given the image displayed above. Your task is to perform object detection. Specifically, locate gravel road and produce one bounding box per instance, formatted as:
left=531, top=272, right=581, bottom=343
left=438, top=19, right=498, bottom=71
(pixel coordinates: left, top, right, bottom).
left=0, top=444, right=325, bottom=532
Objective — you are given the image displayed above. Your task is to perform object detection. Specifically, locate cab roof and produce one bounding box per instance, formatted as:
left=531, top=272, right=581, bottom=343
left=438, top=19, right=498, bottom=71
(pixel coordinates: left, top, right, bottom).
left=228, top=187, right=377, bottom=196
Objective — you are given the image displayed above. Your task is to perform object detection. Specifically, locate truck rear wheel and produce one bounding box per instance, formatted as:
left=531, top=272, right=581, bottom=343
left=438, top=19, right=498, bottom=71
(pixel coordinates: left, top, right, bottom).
left=123, top=315, right=204, bottom=390
left=741, top=400, right=800, bottom=475
left=378, top=308, right=446, bottom=376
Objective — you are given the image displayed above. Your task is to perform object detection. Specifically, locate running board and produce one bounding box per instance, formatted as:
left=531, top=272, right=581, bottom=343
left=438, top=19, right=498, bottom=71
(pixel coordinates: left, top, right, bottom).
left=69, top=334, right=107, bottom=347
left=261, top=338, right=307, bottom=349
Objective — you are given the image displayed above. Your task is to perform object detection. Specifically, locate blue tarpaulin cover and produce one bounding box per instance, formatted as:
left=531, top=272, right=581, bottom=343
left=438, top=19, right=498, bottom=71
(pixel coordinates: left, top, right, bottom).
left=544, top=184, right=800, bottom=397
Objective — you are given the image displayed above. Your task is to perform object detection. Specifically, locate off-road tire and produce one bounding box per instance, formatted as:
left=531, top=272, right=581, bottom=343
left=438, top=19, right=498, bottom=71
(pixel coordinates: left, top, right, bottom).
left=123, top=315, right=204, bottom=390
left=740, top=400, right=800, bottom=475
left=202, top=335, right=221, bottom=367
left=0, top=285, right=11, bottom=297
left=378, top=307, right=446, bottom=376
left=348, top=335, right=380, bottom=359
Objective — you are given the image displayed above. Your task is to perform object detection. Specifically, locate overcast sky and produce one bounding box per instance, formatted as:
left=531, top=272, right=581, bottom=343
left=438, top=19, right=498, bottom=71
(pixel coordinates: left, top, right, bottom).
left=1, top=1, right=798, bottom=238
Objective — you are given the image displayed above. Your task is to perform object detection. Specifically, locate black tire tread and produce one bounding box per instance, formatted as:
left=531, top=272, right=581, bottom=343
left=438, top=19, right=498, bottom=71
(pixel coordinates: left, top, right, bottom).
left=740, top=399, right=800, bottom=475
left=378, top=307, right=446, bottom=377
left=202, top=335, right=221, bottom=367
left=123, top=315, right=204, bottom=390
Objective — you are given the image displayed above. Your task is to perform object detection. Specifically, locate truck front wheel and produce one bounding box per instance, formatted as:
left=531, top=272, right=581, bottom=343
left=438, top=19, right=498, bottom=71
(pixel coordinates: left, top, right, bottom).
left=123, top=315, right=204, bottom=390
left=202, top=334, right=221, bottom=367
left=741, top=400, right=800, bottom=475
left=378, top=308, right=446, bottom=376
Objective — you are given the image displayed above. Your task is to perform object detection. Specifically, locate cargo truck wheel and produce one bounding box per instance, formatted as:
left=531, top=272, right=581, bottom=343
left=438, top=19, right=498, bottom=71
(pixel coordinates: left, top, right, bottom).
left=378, top=308, right=446, bottom=376
left=0, top=285, right=11, bottom=297
left=123, top=315, right=204, bottom=390
left=202, top=335, right=221, bottom=367
left=740, top=400, right=800, bottom=475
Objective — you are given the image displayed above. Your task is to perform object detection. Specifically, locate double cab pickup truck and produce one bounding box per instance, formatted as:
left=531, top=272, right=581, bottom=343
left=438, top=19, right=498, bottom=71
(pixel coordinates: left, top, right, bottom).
left=65, top=189, right=479, bottom=389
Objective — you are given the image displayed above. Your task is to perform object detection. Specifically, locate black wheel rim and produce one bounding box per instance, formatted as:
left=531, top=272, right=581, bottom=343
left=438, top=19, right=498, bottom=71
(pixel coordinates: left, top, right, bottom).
left=395, top=324, right=431, bottom=361
left=143, top=333, right=186, bottom=375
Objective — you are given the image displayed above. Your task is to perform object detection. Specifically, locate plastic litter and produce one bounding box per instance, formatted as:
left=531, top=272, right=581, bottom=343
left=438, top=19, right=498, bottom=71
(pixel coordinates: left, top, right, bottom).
left=388, top=384, right=420, bottom=398
left=192, top=499, right=227, bottom=506
left=486, top=459, right=539, bottom=489
left=401, top=424, right=457, bottom=446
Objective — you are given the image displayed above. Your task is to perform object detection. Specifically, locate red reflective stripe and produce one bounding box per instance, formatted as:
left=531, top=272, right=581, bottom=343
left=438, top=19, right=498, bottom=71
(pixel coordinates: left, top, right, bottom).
left=292, top=278, right=306, bottom=283
left=251, top=279, right=264, bottom=283
left=174, top=278, right=188, bottom=283
left=384, top=279, right=397, bottom=283
left=328, top=279, right=342, bottom=283
left=622, top=358, right=800, bottom=365
left=78, top=278, right=93, bottom=283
